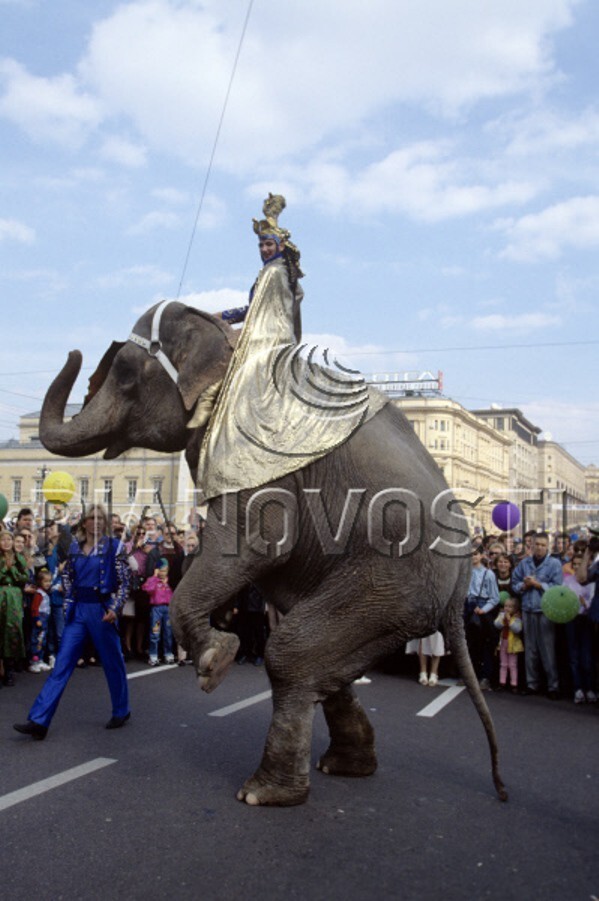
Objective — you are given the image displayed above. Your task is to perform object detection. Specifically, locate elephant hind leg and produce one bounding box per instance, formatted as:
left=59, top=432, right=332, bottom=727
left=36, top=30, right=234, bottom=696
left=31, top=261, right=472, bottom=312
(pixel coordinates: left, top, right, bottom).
left=317, top=685, right=377, bottom=777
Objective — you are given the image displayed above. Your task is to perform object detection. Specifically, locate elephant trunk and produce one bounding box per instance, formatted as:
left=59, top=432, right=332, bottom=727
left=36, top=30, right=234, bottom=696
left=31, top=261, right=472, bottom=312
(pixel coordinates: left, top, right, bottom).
left=40, top=351, right=114, bottom=457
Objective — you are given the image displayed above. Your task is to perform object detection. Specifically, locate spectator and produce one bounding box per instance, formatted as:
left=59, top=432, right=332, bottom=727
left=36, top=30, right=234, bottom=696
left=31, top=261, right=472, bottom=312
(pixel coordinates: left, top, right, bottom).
left=126, top=525, right=153, bottom=659
left=513, top=532, right=563, bottom=699
left=0, top=530, right=28, bottom=686
left=552, top=533, right=570, bottom=564
left=143, top=558, right=175, bottom=666
left=494, top=596, right=524, bottom=693
left=233, top=584, right=268, bottom=666
left=41, top=522, right=67, bottom=667
left=405, top=631, right=447, bottom=687
left=494, top=553, right=517, bottom=598
left=566, top=550, right=597, bottom=703
left=464, top=545, right=500, bottom=690
left=28, top=569, right=52, bottom=673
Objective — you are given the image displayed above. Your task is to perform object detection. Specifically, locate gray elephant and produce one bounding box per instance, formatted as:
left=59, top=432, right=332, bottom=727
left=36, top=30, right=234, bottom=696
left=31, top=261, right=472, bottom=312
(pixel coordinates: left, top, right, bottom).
left=40, top=301, right=507, bottom=806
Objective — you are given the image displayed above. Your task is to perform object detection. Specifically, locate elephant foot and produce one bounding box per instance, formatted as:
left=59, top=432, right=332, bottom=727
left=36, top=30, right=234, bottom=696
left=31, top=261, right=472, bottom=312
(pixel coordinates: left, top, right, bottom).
left=236, top=771, right=310, bottom=807
left=316, top=745, right=377, bottom=777
left=197, top=631, right=240, bottom=693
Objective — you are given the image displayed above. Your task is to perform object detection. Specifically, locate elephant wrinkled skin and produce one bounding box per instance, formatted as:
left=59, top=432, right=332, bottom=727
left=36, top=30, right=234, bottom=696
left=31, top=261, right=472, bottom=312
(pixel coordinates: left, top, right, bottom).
left=40, top=301, right=507, bottom=806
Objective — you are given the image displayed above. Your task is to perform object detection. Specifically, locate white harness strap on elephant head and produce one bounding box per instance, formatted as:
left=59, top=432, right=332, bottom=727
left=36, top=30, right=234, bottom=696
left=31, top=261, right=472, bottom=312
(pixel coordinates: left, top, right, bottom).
left=128, top=299, right=179, bottom=384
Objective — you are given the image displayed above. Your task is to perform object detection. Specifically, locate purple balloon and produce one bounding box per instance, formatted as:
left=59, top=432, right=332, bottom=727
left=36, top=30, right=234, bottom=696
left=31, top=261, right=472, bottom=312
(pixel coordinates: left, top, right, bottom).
left=492, top=502, right=520, bottom=532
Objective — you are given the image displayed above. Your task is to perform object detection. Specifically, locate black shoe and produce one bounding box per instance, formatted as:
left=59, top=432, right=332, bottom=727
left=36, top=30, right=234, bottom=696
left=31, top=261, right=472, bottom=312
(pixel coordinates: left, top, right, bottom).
left=13, top=720, right=48, bottom=740
left=520, top=687, right=539, bottom=696
left=4, top=672, right=15, bottom=687
left=105, top=712, right=131, bottom=730
left=547, top=690, right=560, bottom=701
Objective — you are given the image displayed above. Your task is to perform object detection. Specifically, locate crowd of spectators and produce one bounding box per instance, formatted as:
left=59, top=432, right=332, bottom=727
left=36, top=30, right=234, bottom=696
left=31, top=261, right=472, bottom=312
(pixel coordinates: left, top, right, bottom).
left=0, top=506, right=268, bottom=688
left=460, top=529, right=599, bottom=702
left=1, top=506, right=597, bottom=706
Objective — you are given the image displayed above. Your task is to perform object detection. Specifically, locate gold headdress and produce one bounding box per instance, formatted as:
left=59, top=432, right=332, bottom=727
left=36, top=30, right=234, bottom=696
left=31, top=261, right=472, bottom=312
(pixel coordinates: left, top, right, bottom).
left=252, top=193, right=303, bottom=278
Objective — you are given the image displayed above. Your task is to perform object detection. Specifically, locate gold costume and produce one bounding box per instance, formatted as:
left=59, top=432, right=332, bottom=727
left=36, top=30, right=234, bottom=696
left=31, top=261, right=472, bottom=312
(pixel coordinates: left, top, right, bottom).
left=196, top=198, right=387, bottom=502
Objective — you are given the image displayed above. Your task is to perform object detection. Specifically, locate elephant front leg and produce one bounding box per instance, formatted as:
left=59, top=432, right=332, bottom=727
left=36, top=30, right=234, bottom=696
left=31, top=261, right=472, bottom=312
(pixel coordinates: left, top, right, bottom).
left=237, top=692, right=315, bottom=806
left=197, top=627, right=239, bottom=693
left=317, top=686, right=377, bottom=776
left=171, top=580, right=240, bottom=694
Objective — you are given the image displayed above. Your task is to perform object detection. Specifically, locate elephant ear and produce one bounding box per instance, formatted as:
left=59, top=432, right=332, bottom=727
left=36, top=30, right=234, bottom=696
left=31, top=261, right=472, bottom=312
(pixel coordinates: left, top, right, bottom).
left=174, top=308, right=236, bottom=413
left=83, top=341, right=126, bottom=408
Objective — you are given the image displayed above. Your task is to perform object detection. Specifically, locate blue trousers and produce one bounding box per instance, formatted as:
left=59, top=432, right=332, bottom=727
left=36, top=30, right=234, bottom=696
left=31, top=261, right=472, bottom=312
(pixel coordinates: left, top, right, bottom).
left=47, top=605, right=65, bottom=656
left=28, top=602, right=129, bottom=728
left=149, top=605, right=173, bottom=660
left=30, top=611, right=49, bottom=661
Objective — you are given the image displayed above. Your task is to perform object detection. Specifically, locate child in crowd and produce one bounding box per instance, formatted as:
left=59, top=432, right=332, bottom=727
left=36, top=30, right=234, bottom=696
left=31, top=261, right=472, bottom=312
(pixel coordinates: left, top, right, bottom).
left=494, top=596, right=524, bottom=692
left=142, top=558, right=175, bottom=666
left=29, top=569, right=52, bottom=674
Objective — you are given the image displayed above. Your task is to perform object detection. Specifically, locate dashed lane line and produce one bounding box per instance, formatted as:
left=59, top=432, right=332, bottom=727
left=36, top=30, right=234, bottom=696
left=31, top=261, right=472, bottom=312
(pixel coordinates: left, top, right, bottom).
left=0, top=758, right=117, bottom=813
left=127, top=664, right=178, bottom=680
left=417, top=685, right=465, bottom=717
left=209, top=690, right=272, bottom=717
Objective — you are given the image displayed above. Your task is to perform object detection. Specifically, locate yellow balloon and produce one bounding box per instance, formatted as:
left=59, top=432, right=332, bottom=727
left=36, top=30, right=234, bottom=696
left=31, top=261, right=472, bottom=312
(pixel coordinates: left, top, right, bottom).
left=42, top=471, right=76, bottom=504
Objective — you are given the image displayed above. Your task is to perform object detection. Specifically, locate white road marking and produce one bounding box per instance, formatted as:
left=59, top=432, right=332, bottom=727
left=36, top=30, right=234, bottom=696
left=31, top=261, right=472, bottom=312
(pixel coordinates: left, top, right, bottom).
left=417, top=685, right=465, bottom=718
left=209, top=690, right=272, bottom=717
left=0, top=758, right=117, bottom=813
left=127, top=664, right=178, bottom=680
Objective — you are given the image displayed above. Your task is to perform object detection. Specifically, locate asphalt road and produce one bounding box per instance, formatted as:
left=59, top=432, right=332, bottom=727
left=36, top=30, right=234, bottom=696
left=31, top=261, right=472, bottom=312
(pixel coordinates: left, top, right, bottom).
left=1, top=659, right=597, bottom=901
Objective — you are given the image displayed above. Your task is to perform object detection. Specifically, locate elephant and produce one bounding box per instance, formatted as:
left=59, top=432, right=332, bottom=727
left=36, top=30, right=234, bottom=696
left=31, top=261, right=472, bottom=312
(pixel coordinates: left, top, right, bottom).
left=40, top=300, right=507, bottom=807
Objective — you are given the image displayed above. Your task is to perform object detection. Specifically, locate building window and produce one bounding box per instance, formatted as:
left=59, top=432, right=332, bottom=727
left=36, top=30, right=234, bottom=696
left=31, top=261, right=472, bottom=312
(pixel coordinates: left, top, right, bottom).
left=80, top=478, right=89, bottom=502
left=103, top=480, right=113, bottom=505
left=496, top=417, right=504, bottom=430
left=12, top=479, right=22, bottom=504
left=34, top=479, right=43, bottom=503
left=127, top=479, right=138, bottom=503
left=152, top=479, right=163, bottom=503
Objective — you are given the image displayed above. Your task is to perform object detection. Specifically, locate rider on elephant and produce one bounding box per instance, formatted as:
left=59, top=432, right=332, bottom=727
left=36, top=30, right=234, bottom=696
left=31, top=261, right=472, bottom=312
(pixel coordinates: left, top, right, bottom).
left=216, top=193, right=304, bottom=342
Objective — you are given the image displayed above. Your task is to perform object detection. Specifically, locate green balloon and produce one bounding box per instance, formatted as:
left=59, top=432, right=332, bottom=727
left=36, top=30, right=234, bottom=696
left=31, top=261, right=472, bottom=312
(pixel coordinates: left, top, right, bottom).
left=498, top=591, right=511, bottom=606
left=0, top=492, right=7, bottom=520
left=541, top=586, right=580, bottom=624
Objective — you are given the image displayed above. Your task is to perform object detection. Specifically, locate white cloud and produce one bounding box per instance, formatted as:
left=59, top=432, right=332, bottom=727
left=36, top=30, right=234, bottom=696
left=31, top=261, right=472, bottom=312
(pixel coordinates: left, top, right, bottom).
left=498, top=107, right=599, bottom=157
left=178, top=288, right=247, bottom=315
left=0, top=217, right=35, bottom=243
left=498, top=195, right=599, bottom=261
left=126, top=211, right=181, bottom=236
left=98, top=264, right=173, bottom=289
left=303, top=332, right=419, bottom=372
left=255, top=141, right=539, bottom=222
left=471, top=312, right=561, bottom=331
left=0, top=58, right=101, bottom=147
left=99, top=135, right=147, bottom=167
left=69, top=0, right=579, bottom=169
left=151, top=187, right=189, bottom=205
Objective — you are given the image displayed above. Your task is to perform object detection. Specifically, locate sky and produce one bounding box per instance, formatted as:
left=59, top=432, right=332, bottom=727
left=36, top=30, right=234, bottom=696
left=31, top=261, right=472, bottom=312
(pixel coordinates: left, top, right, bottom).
left=1, top=0, right=598, bottom=465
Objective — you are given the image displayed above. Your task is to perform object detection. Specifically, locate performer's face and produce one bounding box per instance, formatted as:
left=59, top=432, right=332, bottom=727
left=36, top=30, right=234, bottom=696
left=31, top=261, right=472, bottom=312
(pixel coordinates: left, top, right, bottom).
left=258, top=237, right=281, bottom=262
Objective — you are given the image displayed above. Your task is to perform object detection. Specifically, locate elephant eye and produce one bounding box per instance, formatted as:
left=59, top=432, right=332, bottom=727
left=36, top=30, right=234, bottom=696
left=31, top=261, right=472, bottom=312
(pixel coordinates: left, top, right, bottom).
left=114, top=359, right=137, bottom=394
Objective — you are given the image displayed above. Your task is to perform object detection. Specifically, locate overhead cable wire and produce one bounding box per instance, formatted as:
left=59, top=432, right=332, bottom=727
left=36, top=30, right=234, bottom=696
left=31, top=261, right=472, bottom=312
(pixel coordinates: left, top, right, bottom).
left=338, top=339, right=599, bottom=357
left=176, top=0, right=255, bottom=298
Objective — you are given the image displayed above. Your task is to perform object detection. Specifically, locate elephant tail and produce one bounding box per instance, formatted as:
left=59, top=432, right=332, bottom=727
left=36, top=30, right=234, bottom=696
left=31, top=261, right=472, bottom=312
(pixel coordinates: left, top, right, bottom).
left=442, top=602, right=508, bottom=803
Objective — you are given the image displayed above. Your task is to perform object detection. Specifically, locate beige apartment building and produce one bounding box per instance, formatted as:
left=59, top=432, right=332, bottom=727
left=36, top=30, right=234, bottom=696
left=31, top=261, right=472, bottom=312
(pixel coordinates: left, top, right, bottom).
left=537, top=440, right=589, bottom=532
left=392, top=396, right=511, bottom=531
left=585, top=464, right=599, bottom=529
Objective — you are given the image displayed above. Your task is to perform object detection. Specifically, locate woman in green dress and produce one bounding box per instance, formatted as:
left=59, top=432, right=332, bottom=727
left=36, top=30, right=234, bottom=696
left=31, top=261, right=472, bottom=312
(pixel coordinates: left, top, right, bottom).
left=0, top=530, right=28, bottom=686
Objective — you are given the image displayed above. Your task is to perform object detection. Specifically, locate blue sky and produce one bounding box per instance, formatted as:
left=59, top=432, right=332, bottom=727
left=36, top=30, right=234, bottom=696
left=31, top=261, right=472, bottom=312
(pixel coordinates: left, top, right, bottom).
left=1, top=0, right=598, bottom=465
